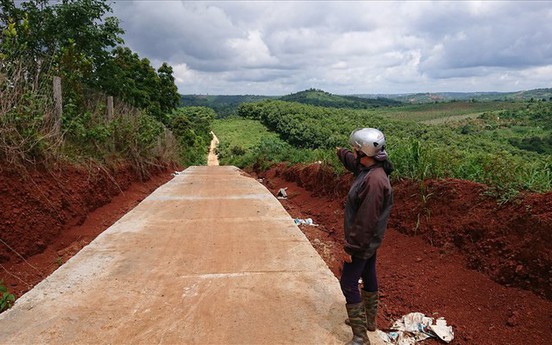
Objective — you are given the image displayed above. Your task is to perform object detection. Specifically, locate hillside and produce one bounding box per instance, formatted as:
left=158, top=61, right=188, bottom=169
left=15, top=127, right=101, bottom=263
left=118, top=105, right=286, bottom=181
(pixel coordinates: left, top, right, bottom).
left=180, top=95, right=275, bottom=117
left=181, top=88, right=552, bottom=117
left=279, top=88, right=402, bottom=108
left=180, top=89, right=402, bottom=117
left=357, top=88, right=552, bottom=103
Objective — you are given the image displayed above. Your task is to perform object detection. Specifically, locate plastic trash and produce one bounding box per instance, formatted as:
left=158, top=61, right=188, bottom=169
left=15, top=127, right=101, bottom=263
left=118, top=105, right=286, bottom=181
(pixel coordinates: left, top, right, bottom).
left=378, top=312, right=454, bottom=344
left=431, top=318, right=454, bottom=343
left=277, top=188, right=288, bottom=199
left=293, top=218, right=319, bottom=227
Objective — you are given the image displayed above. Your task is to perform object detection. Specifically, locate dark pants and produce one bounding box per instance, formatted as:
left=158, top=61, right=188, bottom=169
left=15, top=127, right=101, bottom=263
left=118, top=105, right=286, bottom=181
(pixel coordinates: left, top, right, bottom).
left=340, top=253, right=378, bottom=304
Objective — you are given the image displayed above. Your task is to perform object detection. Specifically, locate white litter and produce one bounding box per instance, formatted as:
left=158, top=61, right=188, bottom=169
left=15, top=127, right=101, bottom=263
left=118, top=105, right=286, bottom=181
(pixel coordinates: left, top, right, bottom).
left=431, top=318, right=454, bottom=343
left=293, top=218, right=319, bottom=227
left=277, top=188, right=288, bottom=199
left=378, top=312, right=454, bottom=344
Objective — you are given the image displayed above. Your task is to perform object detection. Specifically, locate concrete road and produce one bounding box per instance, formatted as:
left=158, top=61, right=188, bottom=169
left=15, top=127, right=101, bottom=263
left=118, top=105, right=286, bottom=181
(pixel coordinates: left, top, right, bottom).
left=0, top=166, right=384, bottom=345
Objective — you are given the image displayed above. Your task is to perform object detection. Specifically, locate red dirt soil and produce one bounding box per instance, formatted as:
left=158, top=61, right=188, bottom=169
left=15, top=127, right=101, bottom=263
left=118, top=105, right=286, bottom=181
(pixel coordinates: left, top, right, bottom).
left=255, top=163, right=552, bottom=345
left=2, top=162, right=551, bottom=345
left=0, top=163, right=175, bottom=298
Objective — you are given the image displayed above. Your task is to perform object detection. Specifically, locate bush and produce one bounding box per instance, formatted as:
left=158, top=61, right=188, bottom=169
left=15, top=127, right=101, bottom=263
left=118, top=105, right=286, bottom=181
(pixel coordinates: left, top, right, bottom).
left=234, top=100, right=552, bottom=193
left=0, top=281, right=15, bottom=312
left=169, top=107, right=215, bottom=166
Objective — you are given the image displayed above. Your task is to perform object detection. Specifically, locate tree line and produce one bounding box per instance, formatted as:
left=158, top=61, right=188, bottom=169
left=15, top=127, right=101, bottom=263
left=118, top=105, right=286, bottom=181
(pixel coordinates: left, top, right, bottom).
left=1, top=0, right=213, bottom=169
left=0, top=0, right=180, bottom=123
left=236, top=99, right=552, bottom=194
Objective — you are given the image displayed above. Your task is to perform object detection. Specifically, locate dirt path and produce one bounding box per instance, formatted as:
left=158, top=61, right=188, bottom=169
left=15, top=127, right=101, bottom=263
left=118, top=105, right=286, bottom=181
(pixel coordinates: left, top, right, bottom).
left=0, top=166, right=385, bottom=345
left=208, top=131, right=219, bottom=166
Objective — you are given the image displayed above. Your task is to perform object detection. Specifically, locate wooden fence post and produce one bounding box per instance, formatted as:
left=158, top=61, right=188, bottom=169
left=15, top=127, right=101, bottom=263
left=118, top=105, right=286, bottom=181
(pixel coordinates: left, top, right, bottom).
left=107, top=96, right=114, bottom=121
left=52, top=76, right=62, bottom=136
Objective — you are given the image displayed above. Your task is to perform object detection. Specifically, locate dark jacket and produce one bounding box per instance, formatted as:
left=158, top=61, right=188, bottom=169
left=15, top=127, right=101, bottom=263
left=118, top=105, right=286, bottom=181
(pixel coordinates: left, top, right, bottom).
left=337, top=148, right=394, bottom=259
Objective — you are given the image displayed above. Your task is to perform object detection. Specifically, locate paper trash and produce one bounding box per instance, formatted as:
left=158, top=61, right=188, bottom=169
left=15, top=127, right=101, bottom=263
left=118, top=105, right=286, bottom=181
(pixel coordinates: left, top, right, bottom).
left=378, top=312, right=454, bottom=344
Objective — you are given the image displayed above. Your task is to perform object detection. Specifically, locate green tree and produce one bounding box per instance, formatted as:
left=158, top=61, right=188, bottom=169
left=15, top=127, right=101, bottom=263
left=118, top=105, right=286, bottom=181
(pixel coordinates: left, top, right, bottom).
left=170, top=106, right=215, bottom=165
left=97, top=47, right=179, bottom=123
left=0, top=0, right=123, bottom=89
left=157, top=62, right=180, bottom=115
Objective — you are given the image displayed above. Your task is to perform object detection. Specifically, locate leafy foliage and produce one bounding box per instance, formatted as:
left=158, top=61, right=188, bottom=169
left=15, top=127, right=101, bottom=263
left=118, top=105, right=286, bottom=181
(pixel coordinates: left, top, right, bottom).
left=213, top=117, right=329, bottom=169
left=280, top=88, right=402, bottom=109
left=0, top=0, right=188, bottom=173
left=235, top=100, right=552, bottom=194
left=0, top=281, right=15, bottom=312
left=169, top=107, right=215, bottom=166
left=180, top=95, right=275, bottom=118
left=98, top=47, right=180, bottom=123
left=1, top=0, right=123, bottom=101
left=180, top=88, right=401, bottom=118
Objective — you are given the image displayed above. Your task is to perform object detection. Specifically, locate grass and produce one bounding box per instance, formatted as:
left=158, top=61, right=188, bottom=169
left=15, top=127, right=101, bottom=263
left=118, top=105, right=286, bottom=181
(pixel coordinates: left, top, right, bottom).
left=212, top=116, right=328, bottom=169
left=212, top=116, right=280, bottom=150
left=0, top=281, right=15, bottom=312
left=372, top=101, right=524, bottom=123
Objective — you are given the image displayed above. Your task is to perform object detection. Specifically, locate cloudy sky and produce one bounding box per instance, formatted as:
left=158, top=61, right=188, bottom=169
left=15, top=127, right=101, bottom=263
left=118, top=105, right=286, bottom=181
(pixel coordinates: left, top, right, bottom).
left=111, top=1, right=552, bottom=96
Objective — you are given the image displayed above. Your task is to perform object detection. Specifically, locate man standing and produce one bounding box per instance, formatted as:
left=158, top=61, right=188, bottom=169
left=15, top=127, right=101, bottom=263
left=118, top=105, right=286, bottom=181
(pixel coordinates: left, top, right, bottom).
left=336, top=128, right=394, bottom=345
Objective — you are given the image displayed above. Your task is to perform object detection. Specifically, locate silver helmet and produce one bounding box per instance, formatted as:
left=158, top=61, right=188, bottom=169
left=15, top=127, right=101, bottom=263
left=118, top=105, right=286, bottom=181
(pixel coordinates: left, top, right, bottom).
left=349, top=128, right=385, bottom=157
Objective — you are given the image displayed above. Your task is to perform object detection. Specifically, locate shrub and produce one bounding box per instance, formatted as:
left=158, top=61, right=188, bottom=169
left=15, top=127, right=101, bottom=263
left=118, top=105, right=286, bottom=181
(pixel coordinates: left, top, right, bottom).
left=0, top=281, right=15, bottom=312
left=234, top=100, right=552, bottom=194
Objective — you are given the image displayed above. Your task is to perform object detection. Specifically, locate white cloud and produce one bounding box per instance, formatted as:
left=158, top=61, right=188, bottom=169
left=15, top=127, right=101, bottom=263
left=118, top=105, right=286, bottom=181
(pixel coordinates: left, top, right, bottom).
left=172, top=63, right=195, bottom=84
left=111, top=1, right=552, bottom=95
left=226, top=30, right=278, bottom=67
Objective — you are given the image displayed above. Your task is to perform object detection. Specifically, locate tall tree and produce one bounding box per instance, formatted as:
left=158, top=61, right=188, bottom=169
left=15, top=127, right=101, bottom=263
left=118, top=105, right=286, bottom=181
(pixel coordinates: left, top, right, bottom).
left=0, top=0, right=123, bottom=107
left=157, top=63, right=180, bottom=114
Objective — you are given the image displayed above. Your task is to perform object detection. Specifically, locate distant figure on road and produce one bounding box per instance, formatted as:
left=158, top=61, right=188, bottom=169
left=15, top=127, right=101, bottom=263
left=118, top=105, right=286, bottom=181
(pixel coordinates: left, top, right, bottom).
left=336, top=128, right=394, bottom=345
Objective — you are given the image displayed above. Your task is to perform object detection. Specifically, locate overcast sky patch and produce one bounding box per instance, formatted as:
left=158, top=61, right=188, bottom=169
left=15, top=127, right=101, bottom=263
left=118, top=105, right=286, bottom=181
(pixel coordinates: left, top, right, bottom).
left=112, top=1, right=552, bottom=95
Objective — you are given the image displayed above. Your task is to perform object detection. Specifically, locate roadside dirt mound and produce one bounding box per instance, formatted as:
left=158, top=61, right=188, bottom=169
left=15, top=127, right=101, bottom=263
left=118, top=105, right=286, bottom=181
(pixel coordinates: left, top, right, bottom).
left=256, top=162, right=552, bottom=345
left=393, top=179, right=552, bottom=300
left=263, top=163, right=552, bottom=300
left=0, top=163, right=175, bottom=298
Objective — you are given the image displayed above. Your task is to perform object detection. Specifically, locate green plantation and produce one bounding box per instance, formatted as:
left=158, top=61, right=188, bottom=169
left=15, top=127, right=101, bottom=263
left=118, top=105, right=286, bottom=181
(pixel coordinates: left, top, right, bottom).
left=214, top=100, right=552, bottom=195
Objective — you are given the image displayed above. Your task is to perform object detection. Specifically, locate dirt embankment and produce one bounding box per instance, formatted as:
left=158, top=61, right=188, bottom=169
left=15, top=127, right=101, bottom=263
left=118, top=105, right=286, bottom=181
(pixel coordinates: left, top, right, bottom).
left=255, top=162, right=552, bottom=345
left=262, top=162, right=552, bottom=300
left=0, top=163, right=175, bottom=298
left=1, top=161, right=550, bottom=344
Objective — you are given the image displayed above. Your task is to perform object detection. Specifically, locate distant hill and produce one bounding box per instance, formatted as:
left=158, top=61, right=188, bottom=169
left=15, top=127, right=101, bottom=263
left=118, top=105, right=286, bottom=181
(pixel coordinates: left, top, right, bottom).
left=356, top=88, right=552, bottom=103
left=180, top=95, right=275, bottom=117
left=280, top=88, right=401, bottom=108
left=510, top=88, right=552, bottom=101
left=180, top=88, right=552, bottom=116
left=180, top=89, right=401, bottom=117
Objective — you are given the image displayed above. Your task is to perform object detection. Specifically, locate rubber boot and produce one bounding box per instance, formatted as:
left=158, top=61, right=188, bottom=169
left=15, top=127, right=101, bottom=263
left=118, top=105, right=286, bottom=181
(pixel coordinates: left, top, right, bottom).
left=345, top=303, right=370, bottom=345
left=344, top=291, right=379, bottom=331
left=362, top=290, right=378, bottom=332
